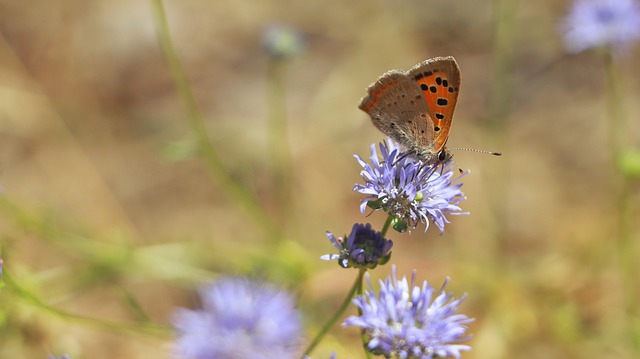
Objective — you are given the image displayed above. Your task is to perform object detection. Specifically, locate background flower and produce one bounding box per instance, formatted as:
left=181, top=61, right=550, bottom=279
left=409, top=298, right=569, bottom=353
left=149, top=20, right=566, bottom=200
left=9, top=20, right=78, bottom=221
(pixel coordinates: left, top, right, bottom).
left=173, top=277, right=303, bottom=359
left=344, top=267, right=473, bottom=359
left=563, top=0, right=640, bottom=53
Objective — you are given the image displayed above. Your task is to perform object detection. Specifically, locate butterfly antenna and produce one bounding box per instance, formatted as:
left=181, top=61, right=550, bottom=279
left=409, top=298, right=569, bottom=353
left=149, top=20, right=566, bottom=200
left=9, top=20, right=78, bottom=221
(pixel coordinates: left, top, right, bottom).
left=449, top=147, right=502, bottom=156
left=448, top=148, right=502, bottom=173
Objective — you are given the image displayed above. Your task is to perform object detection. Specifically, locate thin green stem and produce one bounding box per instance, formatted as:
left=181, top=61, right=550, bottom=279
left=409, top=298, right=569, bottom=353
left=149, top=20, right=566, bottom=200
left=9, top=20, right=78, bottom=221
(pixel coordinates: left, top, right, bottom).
left=355, top=268, right=373, bottom=359
left=604, top=51, right=626, bottom=160
left=488, top=0, right=515, bottom=129
left=484, top=0, right=515, bottom=261
left=267, top=59, right=293, bottom=227
left=150, top=0, right=278, bottom=238
left=4, top=270, right=170, bottom=337
left=380, top=215, right=394, bottom=238
left=119, top=285, right=152, bottom=323
left=301, top=269, right=366, bottom=358
left=356, top=208, right=388, bottom=359
left=604, top=50, right=639, bottom=352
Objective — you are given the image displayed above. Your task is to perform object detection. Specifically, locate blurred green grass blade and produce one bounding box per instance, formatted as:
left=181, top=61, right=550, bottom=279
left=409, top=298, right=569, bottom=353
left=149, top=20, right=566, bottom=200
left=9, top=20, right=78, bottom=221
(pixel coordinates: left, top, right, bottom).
left=150, top=0, right=279, bottom=239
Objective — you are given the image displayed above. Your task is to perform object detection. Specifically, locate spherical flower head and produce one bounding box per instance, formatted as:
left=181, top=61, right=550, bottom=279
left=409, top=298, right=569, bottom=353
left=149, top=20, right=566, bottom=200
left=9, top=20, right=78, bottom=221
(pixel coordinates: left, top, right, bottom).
left=173, top=277, right=303, bottom=359
left=563, top=0, right=640, bottom=53
left=320, top=223, right=393, bottom=269
left=353, top=139, right=467, bottom=234
left=343, top=266, right=473, bottom=359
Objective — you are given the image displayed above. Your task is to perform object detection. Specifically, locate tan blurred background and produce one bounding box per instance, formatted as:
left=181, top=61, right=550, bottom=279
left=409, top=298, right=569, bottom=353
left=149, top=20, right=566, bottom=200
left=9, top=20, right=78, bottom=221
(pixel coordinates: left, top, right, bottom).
left=0, top=0, right=639, bottom=358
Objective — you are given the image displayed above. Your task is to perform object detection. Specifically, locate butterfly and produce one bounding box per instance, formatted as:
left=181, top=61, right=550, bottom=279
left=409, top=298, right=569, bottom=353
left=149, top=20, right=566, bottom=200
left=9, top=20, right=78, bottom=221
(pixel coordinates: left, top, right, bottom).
left=359, top=56, right=462, bottom=166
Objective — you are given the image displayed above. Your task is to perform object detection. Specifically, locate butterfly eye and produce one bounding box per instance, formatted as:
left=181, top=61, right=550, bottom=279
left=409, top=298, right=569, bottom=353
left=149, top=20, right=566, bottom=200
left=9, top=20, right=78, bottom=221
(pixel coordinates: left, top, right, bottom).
left=438, top=150, right=449, bottom=162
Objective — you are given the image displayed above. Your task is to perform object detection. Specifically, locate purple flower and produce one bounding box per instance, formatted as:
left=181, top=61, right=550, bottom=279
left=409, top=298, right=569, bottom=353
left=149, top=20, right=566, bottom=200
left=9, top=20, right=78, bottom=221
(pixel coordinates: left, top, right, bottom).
left=344, top=266, right=473, bottom=359
left=563, top=0, right=640, bottom=53
left=354, top=139, right=467, bottom=233
left=304, top=353, right=336, bottom=359
left=320, top=223, right=393, bottom=269
left=48, top=355, right=71, bottom=359
left=173, top=277, right=303, bottom=359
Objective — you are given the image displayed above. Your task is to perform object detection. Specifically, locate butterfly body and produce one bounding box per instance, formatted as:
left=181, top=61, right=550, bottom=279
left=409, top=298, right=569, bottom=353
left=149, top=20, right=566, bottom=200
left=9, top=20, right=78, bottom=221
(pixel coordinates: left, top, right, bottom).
left=359, top=56, right=461, bottom=165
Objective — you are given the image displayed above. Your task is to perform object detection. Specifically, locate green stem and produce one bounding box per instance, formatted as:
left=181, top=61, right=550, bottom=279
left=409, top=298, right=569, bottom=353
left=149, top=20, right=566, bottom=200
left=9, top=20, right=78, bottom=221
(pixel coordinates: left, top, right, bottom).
left=150, top=0, right=278, bottom=238
left=301, top=269, right=366, bottom=358
left=267, top=59, right=293, bottom=227
left=4, top=270, right=169, bottom=337
left=356, top=215, right=392, bottom=354
left=355, top=268, right=373, bottom=359
left=604, top=50, right=639, bottom=352
left=488, top=0, right=515, bottom=129
left=485, top=0, right=515, bottom=260
left=380, top=215, right=394, bottom=238
left=604, top=51, right=626, bottom=160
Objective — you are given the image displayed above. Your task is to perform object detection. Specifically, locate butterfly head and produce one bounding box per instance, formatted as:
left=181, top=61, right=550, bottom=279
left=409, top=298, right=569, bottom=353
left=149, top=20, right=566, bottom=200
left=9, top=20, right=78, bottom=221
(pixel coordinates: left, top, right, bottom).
left=410, top=146, right=453, bottom=167
left=437, top=148, right=453, bottom=164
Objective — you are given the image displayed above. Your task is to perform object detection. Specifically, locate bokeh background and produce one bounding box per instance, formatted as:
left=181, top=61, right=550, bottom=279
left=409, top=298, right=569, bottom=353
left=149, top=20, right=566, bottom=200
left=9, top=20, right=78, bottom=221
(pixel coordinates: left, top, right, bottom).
left=1, top=0, right=639, bottom=358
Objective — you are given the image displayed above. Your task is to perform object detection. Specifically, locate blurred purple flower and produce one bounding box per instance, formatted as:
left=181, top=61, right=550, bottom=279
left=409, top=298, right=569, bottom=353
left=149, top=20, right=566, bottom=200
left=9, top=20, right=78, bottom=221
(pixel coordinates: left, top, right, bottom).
left=354, top=139, right=467, bottom=233
left=344, top=266, right=473, bottom=359
left=48, top=355, right=71, bottom=359
left=173, top=277, right=303, bottom=359
left=304, top=353, right=337, bottom=359
left=320, top=223, right=393, bottom=269
left=563, top=0, right=640, bottom=53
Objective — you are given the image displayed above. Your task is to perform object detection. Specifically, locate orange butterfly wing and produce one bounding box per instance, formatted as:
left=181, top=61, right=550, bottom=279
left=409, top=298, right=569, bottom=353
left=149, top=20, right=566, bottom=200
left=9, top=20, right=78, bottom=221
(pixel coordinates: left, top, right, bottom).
left=408, top=56, right=461, bottom=153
